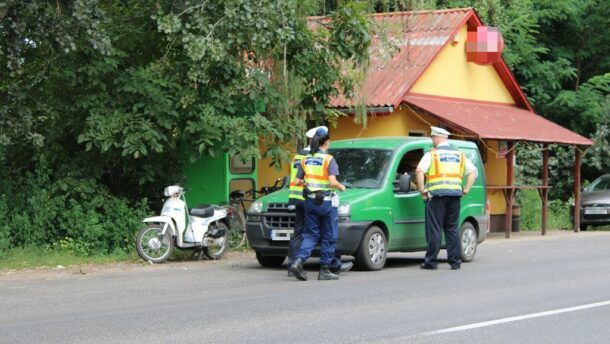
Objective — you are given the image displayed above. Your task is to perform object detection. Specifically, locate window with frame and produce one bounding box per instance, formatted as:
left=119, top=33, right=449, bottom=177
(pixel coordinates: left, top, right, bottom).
left=394, top=149, right=424, bottom=193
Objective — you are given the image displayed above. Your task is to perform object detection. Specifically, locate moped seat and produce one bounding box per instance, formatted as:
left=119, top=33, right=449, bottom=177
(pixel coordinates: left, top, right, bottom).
left=190, top=204, right=214, bottom=218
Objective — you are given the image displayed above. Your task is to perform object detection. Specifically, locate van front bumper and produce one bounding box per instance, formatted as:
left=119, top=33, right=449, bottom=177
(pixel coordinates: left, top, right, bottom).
left=246, top=218, right=371, bottom=257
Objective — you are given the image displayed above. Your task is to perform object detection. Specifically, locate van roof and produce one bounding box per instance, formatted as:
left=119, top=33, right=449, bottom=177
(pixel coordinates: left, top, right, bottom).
left=330, top=136, right=479, bottom=150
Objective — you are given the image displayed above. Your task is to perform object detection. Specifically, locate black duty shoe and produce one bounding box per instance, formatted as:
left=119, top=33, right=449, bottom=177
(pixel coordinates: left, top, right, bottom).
left=450, top=265, right=461, bottom=270
left=318, top=265, right=339, bottom=280
left=330, top=261, right=354, bottom=274
left=289, top=258, right=307, bottom=281
left=420, top=262, right=438, bottom=270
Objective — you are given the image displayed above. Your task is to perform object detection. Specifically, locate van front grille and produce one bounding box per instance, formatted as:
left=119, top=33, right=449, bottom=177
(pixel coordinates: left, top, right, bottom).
left=264, top=214, right=295, bottom=230
left=267, top=203, right=292, bottom=213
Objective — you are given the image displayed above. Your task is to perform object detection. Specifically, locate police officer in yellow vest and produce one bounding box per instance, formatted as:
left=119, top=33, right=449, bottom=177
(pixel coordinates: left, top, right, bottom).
left=289, top=127, right=347, bottom=280
left=286, top=126, right=324, bottom=275
left=416, top=126, right=477, bottom=270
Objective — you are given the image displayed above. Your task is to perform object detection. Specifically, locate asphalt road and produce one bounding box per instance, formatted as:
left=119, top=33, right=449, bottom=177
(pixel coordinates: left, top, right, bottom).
left=1, top=231, right=610, bottom=344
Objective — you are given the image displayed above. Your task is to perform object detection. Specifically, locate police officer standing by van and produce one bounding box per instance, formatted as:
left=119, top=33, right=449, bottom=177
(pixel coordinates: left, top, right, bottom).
left=416, top=126, right=477, bottom=270
left=289, top=127, right=347, bottom=281
left=286, top=126, right=326, bottom=276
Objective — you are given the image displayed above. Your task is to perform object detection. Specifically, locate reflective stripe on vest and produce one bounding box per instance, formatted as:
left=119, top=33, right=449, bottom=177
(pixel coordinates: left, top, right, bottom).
left=426, top=147, right=465, bottom=196
left=303, top=153, right=333, bottom=192
left=289, top=153, right=305, bottom=201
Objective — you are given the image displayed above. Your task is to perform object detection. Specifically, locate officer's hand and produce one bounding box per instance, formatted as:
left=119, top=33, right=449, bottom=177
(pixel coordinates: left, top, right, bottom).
left=420, top=189, right=428, bottom=200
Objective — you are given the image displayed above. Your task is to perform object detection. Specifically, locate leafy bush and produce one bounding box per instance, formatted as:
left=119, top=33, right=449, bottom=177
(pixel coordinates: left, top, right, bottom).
left=518, top=189, right=572, bottom=231
left=0, top=160, right=151, bottom=256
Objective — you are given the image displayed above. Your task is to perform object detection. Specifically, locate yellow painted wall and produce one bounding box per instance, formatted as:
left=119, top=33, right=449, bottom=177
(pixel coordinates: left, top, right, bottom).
left=331, top=106, right=439, bottom=139
left=410, top=26, right=516, bottom=104
left=483, top=140, right=512, bottom=215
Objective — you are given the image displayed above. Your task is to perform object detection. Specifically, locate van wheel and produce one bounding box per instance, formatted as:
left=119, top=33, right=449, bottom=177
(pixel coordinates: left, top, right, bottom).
left=355, top=226, right=387, bottom=271
left=460, top=221, right=478, bottom=262
left=255, top=252, right=286, bottom=268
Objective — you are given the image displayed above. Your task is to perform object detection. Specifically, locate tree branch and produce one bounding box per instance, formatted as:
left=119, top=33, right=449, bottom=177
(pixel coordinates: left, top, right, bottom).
left=176, top=0, right=209, bottom=18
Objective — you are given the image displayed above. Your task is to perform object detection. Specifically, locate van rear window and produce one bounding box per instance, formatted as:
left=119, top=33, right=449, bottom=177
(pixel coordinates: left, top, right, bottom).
left=329, top=149, right=393, bottom=189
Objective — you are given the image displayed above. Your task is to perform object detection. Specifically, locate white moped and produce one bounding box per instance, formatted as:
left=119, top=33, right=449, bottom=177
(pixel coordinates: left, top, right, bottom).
left=136, top=185, right=229, bottom=263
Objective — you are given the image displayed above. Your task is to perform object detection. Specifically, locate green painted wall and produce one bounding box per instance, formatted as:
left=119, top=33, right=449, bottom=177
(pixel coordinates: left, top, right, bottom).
left=183, top=151, right=258, bottom=208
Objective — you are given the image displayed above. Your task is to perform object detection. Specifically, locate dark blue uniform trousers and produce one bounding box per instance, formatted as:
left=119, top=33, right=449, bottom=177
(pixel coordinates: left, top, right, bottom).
left=424, top=196, right=462, bottom=267
left=287, top=200, right=305, bottom=265
left=296, top=198, right=338, bottom=266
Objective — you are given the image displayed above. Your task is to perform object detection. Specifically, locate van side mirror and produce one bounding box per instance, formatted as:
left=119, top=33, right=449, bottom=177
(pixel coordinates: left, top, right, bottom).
left=399, top=174, right=412, bottom=193
left=281, top=175, right=290, bottom=189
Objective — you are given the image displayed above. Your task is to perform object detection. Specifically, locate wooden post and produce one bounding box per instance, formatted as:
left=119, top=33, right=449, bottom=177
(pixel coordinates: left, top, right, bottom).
left=541, top=144, right=549, bottom=235
left=574, top=146, right=581, bottom=232
left=505, top=141, right=515, bottom=238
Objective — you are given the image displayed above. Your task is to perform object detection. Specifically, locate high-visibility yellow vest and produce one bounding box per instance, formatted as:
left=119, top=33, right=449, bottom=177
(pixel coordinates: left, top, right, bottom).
left=426, top=146, right=465, bottom=197
left=289, top=152, right=306, bottom=201
left=303, top=152, right=333, bottom=192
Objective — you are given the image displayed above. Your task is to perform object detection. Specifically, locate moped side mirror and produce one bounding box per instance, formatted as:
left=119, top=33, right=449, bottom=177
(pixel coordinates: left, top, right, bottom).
left=399, top=174, right=412, bottom=193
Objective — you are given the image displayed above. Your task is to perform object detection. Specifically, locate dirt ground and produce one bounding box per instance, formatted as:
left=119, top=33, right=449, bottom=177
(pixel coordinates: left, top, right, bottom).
left=0, top=250, right=255, bottom=282
left=2, top=230, right=608, bottom=282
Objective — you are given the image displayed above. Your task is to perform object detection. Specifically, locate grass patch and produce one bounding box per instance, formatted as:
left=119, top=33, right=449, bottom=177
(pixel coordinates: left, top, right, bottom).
left=0, top=246, right=138, bottom=270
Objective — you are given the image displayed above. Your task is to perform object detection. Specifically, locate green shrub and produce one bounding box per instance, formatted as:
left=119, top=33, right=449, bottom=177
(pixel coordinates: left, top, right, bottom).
left=518, top=189, right=572, bottom=231
left=0, top=160, right=152, bottom=256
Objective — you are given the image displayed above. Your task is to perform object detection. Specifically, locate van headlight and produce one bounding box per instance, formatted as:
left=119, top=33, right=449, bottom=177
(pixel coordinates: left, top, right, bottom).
left=248, top=201, right=263, bottom=214
left=338, top=204, right=351, bottom=216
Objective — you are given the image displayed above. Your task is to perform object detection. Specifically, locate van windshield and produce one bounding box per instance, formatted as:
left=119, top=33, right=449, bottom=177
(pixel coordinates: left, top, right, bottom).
left=328, top=148, right=393, bottom=189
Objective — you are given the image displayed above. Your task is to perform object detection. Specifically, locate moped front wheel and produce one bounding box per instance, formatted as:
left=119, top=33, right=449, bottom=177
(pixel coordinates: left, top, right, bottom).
left=136, top=224, right=173, bottom=263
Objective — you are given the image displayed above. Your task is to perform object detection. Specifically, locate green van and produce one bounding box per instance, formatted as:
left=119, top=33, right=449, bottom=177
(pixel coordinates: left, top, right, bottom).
left=246, top=136, right=489, bottom=270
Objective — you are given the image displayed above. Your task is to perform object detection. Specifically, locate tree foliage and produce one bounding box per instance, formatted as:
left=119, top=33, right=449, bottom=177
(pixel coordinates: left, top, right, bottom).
left=0, top=0, right=371, bottom=252
left=1, top=0, right=371, bottom=196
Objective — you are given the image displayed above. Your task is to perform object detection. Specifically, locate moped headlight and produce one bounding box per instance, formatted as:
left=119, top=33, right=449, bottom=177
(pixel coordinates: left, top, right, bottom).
left=338, top=204, right=351, bottom=217
left=248, top=201, right=263, bottom=214
left=164, top=185, right=182, bottom=197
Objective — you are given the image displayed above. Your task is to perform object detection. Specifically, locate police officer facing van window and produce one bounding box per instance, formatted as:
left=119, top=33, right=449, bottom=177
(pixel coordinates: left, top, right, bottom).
left=289, top=127, right=348, bottom=281
left=416, top=126, right=477, bottom=270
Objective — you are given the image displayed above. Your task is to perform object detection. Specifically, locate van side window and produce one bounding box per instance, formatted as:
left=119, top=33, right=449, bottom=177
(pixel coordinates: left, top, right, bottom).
left=394, top=149, right=424, bottom=193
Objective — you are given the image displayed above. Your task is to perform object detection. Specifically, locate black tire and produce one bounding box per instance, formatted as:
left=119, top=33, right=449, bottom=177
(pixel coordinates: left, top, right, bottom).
left=460, top=221, right=478, bottom=262
left=255, top=252, right=286, bottom=268
left=354, top=226, right=387, bottom=271
left=580, top=224, right=588, bottom=231
left=203, top=221, right=229, bottom=260
left=136, top=224, right=173, bottom=264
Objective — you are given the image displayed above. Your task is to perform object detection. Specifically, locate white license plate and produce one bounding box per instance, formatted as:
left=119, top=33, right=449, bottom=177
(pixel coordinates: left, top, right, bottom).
left=585, top=208, right=608, bottom=215
left=270, top=229, right=293, bottom=241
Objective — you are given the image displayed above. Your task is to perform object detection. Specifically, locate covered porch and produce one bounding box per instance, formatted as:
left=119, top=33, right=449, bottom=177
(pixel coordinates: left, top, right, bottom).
left=404, top=93, right=594, bottom=237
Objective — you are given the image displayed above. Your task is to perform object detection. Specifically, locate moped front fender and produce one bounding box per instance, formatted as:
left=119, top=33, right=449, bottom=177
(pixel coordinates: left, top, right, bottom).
left=143, top=216, right=177, bottom=236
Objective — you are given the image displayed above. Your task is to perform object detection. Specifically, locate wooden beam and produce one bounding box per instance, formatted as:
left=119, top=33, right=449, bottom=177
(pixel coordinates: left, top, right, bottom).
left=541, top=144, right=549, bottom=235
left=574, top=147, right=581, bottom=232
left=505, top=141, right=515, bottom=238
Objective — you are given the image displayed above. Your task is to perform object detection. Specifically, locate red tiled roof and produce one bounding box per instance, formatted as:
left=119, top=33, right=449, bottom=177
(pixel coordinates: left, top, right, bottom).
left=404, top=94, right=593, bottom=146
left=327, top=8, right=533, bottom=111
left=329, top=8, right=473, bottom=108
